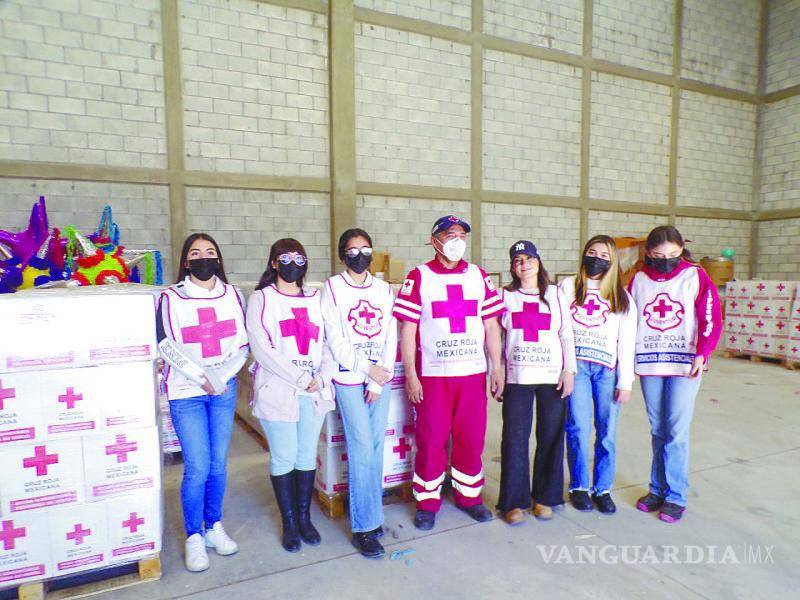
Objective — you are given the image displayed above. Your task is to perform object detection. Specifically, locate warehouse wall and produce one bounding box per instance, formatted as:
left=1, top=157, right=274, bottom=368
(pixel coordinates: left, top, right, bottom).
left=1, top=0, right=797, bottom=287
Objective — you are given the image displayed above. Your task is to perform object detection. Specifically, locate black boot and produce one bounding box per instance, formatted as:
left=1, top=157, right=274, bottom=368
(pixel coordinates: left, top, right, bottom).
left=295, top=469, right=321, bottom=546
left=270, top=471, right=301, bottom=553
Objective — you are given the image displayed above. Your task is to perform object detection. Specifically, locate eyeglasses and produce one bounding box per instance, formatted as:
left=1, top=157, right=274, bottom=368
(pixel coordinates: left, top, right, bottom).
left=278, top=252, right=307, bottom=266
left=345, top=247, right=373, bottom=259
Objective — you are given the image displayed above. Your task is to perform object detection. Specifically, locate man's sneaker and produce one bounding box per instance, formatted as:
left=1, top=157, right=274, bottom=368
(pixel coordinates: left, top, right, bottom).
left=205, top=522, right=238, bottom=556
left=569, top=490, right=594, bottom=511
left=457, top=503, right=493, bottom=523
left=636, top=493, right=664, bottom=513
left=414, top=509, right=436, bottom=531
left=659, top=502, right=685, bottom=523
left=185, top=534, right=210, bottom=572
left=592, top=492, right=617, bottom=514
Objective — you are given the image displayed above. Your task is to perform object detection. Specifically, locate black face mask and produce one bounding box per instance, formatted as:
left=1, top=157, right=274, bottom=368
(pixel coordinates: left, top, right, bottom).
left=278, top=262, right=305, bottom=283
left=646, top=255, right=681, bottom=274
left=345, top=253, right=372, bottom=275
left=583, top=256, right=611, bottom=277
left=187, top=257, right=219, bottom=281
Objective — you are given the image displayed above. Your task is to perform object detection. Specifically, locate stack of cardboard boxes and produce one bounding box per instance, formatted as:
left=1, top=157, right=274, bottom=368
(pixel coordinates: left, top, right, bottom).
left=0, top=287, right=162, bottom=588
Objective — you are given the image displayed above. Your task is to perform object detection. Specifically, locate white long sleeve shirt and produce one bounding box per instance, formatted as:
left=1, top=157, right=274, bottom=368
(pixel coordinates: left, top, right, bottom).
left=501, top=285, right=577, bottom=385
left=320, top=271, right=398, bottom=394
left=559, top=276, right=637, bottom=391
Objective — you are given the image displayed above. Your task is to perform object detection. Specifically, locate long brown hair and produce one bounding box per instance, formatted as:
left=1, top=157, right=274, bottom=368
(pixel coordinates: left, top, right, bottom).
left=255, top=238, right=308, bottom=290
left=645, top=225, right=694, bottom=263
left=175, top=233, right=228, bottom=284
left=505, top=254, right=551, bottom=309
left=574, top=235, right=629, bottom=314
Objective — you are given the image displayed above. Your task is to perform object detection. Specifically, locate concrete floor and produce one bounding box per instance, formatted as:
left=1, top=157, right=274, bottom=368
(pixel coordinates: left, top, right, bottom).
left=106, top=357, right=799, bottom=600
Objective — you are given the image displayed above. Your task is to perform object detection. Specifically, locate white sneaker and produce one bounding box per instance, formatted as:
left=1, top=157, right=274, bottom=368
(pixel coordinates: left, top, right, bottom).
left=185, top=533, right=210, bottom=572
left=204, top=521, right=238, bottom=556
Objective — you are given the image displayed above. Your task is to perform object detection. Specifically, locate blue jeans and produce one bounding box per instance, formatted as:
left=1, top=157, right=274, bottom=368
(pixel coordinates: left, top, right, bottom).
left=640, top=375, right=702, bottom=506
left=565, top=360, right=620, bottom=495
left=168, top=378, right=237, bottom=537
left=259, top=395, right=325, bottom=476
left=335, top=383, right=391, bottom=533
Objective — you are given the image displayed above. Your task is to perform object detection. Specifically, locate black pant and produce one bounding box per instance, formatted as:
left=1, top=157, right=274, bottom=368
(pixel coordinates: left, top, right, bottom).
left=497, top=383, right=567, bottom=511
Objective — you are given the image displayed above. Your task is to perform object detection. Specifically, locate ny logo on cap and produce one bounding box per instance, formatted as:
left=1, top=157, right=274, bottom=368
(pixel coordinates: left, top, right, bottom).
left=515, top=243, right=525, bottom=251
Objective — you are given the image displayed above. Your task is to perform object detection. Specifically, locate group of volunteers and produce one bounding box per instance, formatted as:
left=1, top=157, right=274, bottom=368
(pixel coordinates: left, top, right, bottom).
left=156, top=214, right=722, bottom=572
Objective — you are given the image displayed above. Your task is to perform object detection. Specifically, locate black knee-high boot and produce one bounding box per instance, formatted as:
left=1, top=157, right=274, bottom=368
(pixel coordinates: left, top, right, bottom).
left=295, top=469, right=321, bottom=546
left=270, top=471, right=301, bottom=552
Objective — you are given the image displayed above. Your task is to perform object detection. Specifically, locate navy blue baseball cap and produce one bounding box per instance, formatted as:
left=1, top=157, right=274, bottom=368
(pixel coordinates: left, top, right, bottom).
left=432, top=215, right=471, bottom=236
left=509, top=240, right=539, bottom=260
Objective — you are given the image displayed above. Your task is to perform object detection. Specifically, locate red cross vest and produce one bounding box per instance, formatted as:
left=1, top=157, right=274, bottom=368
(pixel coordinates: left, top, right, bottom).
left=161, top=280, right=247, bottom=399
left=417, top=263, right=489, bottom=377
left=256, top=285, right=325, bottom=375
left=629, top=267, right=700, bottom=376
left=501, top=286, right=566, bottom=385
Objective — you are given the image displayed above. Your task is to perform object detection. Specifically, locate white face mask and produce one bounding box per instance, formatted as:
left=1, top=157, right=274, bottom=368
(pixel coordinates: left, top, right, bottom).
left=437, top=237, right=467, bottom=262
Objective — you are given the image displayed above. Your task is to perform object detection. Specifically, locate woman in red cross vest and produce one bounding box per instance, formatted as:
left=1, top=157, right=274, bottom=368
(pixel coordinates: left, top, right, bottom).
left=497, top=240, right=576, bottom=525
left=629, top=226, right=721, bottom=523
left=156, top=233, right=249, bottom=572
left=247, top=238, right=335, bottom=553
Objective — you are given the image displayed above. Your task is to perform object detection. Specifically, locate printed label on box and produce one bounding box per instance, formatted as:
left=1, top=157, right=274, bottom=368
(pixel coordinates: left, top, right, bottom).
left=105, top=493, right=161, bottom=562
left=0, top=513, right=51, bottom=585
left=40, top=369, right=102, bottom=437
left=0, top=372, right=43, bottom=445
left=99, top=363, right=157, bottom=429
left=48, top=503, right=109, bottom=575
left=83, top=427, right=161, bottom=501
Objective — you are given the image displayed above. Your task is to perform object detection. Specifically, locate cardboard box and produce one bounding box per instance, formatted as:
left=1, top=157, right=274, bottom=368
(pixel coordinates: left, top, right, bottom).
left=159, top=413, right=181, bottom=454
left=40, top=368, right=102, bottom=437
left=0, top=372, right=43, bottom=445
left=0, top=512, right=51, bottom=586
left=0, top=438, right=84, bottom=514
left=100, top=362, right=157, bottom=430
left=48, top=503, right=109, bottom=576
left=382, top=422, right=415, bottom=488
left=105, top=493, right=161, bottom=563
left=0, top=287, right=158, bottom=374
left=83, top=427, right=160, bottom=501
left=319, top=409, right=345, bottom=447
left=314, top=443, right=348, bottom=495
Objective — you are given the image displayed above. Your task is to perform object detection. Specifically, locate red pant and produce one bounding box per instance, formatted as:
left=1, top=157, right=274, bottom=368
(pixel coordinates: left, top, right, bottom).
left=413, top=373, right=487, bottom=512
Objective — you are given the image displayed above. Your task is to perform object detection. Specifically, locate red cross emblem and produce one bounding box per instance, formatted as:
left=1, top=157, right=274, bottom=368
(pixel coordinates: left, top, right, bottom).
left=777, top=283, right=786, bottom=292
left=393, top=437, right=412, bottom=459
left=512, top=301, right=551, bottom=342
left=280, top=307, right=320, bottom=355
left=66, top=524, right=91, bottom=545
left=180, top=307, right=237, bottom=358
left=58, top=387, right=82, bottom=410
left=347, top=299, right=383, bottom=339
left=643, top=293, right=684, bottom=332
left=0, top=379, right=15, bottom=411
left=23, top=445, right=58, bottom=476
left=0, top=520, right=26, bottom=551
left=571, top=292, right=609, bottom=328
left=105, top=434, right=138, bottom=463
left=122, top=512, right=144, bottom=533
left=431, top=285, right=478, bottom=334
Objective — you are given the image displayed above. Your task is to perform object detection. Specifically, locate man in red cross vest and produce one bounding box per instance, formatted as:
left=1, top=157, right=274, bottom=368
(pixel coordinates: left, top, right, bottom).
left=393, top=215, right=504, bottom=530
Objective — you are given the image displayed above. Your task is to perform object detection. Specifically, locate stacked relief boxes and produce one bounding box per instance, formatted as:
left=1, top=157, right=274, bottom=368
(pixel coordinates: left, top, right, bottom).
left=315, top=348, right=416, bottom=496
left=0, top=287, right=162, bottom=589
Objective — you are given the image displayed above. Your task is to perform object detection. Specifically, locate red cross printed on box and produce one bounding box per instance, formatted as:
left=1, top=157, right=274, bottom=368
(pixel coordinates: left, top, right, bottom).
left=764, top=306, right=771, bottom=313
left=66, top=523, right=91, bottom=545
left=779, top=344, right=785, bottom=352
left=756, top=320, right=765, bottom=329
left=777, top=321, right=785, bottom=330
left=280, top=307, right=320, bottom=355
left=122, top=512, right=144, bottom=533
left=779, top=306, right=786, bottom=314
left=796, top=323, right=800, bottom=333
left=431, top=285, right=478, bottom=334
left=764, top=342, right=770, bottom=350
left=777, top=283, right=786, bottom=292
left=739, top=323, right=746, bottom=330
left=58, top=387, right=83, bottom=410
left=106, top=434, right=138, bottom=463
left=23, top=445, right=58, bottom=476
left=0, top=379, right=15, bottom=411
left=511, top=301, right=551, bottom=342
left=757, top=283, right=766, bottom=292
left=747, top=337, right=755, bottom=345
left=748, top=301, right=756, bottom=310
left=393, top=437, right=412, bottom=459
left=729, top=336, right=737, bottom=344
left=792, top=347, right=799, bottom=354
left=180, top=307, right=237, bottom=358
left=0, top=520, right=26, bottom=551
left=730, top=300, right=738, bottom=309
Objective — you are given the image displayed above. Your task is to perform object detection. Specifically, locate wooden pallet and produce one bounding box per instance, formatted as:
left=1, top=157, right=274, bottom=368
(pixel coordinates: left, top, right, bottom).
left=11, top=555, right=160, bottom=600
left=315, top=482, right=414, bottom=520
left=723, top=351, right=798, bottom=370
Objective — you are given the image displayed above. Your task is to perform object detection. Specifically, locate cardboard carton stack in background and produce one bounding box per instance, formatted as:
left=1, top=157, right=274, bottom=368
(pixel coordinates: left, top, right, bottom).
left=0, top=287, right=163, bottom=589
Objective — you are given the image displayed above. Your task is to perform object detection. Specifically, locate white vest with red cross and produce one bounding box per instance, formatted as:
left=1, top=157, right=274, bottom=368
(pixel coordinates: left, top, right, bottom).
left=501, top=286, right=567, bottom=385
left=417, top=263, right=489, bottom=377
left=257, top=285, right=325, bottom=376
left=161, top=280, right=247, bottom=399
left=629, top=267, right=699, bottom=376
